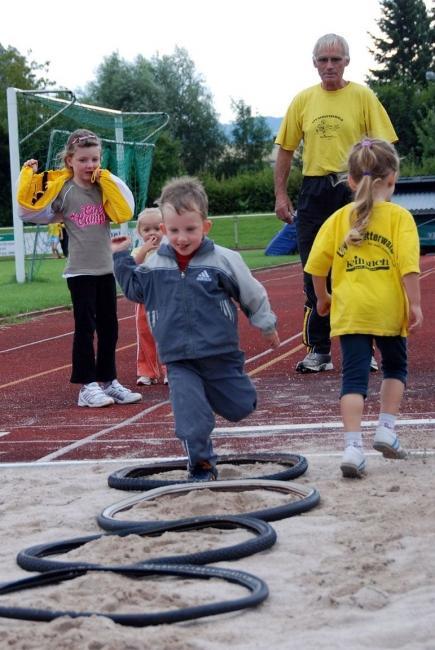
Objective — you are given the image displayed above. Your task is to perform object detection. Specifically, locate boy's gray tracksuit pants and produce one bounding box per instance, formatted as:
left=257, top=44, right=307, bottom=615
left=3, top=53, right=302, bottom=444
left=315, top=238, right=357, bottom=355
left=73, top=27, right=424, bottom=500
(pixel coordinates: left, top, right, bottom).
left=166, top=350, right=257, bottom=469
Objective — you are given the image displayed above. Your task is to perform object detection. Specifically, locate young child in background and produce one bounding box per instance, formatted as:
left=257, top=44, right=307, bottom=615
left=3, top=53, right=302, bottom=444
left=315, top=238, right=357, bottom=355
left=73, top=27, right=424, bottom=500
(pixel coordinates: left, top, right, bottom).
left=47, top=222, right=63, bottom=258
left=305, top=138, right=423, bottom=478
left=19, top=129, right=142, bottom=408
left=133, top=208, right=167, bottom=386
left=112, top=176, right=280, bottom=481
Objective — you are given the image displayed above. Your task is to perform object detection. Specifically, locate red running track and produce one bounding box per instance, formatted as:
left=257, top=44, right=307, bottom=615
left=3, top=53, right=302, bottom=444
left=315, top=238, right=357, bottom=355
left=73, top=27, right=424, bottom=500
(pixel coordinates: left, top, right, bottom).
left=0, top=257, right=434, bottom=464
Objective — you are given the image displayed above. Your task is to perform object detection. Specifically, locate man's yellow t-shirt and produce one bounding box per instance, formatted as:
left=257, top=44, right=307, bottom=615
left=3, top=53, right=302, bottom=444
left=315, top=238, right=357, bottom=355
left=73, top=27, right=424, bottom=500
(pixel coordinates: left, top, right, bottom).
left=275, top=82, right=398, bottom=176
left=304, top=202, right=420, bottom=337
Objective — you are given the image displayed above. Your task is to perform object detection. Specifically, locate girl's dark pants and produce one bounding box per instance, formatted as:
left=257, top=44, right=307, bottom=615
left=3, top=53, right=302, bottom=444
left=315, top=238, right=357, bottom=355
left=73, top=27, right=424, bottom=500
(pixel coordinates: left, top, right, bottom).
left=340, top=334, right=407, bottom=398
left=67, top=274, right=118, bottom=384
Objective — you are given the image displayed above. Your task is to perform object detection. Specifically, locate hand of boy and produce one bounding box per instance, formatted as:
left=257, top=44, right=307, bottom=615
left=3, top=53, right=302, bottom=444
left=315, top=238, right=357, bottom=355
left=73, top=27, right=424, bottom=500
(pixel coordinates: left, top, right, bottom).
left=133, top=237, right=159, bottom=264
left=263, top=329, right=280, bottom=349
left=111, top=235, right=131, bottom=253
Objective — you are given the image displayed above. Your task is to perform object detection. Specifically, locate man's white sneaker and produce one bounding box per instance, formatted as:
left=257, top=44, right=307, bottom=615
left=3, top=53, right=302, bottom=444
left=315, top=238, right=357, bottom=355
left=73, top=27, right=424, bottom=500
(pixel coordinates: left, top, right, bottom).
left=373, top=426, right=407, bottom=459
left=370, top=355, right=379, bottom=372
left=340, top=445, right=367, bottom=478
left=78, top=382, right=114, bottom=408
left=296, top=352, right=333, bottom=373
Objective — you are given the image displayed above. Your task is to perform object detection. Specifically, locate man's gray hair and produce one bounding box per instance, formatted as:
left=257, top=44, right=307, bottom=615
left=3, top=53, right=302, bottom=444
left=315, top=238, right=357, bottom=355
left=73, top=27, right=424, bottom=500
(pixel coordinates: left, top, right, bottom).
left=313, top=33, right=350, bottom=61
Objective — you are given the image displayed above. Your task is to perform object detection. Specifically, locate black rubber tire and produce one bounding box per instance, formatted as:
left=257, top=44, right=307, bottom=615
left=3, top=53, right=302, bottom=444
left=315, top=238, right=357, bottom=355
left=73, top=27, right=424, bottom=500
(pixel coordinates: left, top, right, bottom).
left=97, top=478, right=320, bottom=532
left=108, top=452, right=308, bottom=491
left=0, top=563, right=269, bottom=626
left=16, top=515, right=277, bottom=573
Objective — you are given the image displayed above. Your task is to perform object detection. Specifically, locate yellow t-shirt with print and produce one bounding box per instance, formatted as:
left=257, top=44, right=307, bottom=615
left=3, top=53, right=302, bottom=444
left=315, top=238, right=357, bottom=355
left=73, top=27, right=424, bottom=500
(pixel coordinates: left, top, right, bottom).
left=304, top=202, right=420, bottom=337
left=275, top=82, right=398, bottom=176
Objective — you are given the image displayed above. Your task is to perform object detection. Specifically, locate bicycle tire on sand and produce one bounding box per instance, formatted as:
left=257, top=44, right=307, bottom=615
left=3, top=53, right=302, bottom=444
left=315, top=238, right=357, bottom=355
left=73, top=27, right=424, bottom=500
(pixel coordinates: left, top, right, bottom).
left=0, top=563, right=268, bottom=626
left=108, top=452, right=308, bottom=491
left=17, top=515, right=277, bottom=573
left=97, top=478, right=320, bottom=533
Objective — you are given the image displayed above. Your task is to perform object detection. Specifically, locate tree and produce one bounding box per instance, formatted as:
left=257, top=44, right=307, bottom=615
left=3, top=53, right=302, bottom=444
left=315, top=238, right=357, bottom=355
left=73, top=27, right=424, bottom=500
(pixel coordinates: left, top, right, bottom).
left=83, top=47, right=226, bottom=191
left=82, top=52, right=163, bottom=113
left=367, top=0, right=433, bottom=86
left=150, top=47, right=226, bottom=174
left=429, top=3, right=435, bottom=74
left=147, top=131, right=185, bottom=204
left=230, top=100, right=273, bottom=170
left=0, top=44, right=53, bottom=226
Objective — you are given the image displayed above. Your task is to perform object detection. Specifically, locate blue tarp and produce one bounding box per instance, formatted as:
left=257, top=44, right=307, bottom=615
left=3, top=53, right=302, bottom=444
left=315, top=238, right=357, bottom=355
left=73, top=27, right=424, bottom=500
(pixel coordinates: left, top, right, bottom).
left=265, top=222, right=298, bottom=256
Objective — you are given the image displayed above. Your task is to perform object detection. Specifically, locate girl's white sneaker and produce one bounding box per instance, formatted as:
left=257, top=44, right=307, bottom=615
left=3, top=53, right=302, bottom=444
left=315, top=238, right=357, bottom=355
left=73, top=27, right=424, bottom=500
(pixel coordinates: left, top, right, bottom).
left=373, top=426, right=407, bottom=459
left=340, top=445, right=366, bottom=478
left=78, top=382, right=114, bottom=408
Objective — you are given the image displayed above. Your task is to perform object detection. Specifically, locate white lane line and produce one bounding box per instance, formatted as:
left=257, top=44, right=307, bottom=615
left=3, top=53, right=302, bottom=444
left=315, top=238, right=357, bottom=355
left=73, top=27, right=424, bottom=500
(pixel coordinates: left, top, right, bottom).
left=212, top=417, right=435, bottom=435
left=2, top=448, right=434, bottom=469
left=245, top=332, right=302, bottom=364
left=32, top=415, right=435, bottom=462
left=35, top=400, right=170, bottom=462
left=0, top=315, right=133, bottom=354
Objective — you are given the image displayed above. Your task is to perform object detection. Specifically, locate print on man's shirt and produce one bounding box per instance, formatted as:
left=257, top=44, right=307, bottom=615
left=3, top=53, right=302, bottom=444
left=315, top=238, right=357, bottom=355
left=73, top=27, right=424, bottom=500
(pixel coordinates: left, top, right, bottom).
left=313, top=114, right=343, bottom=138
left=70, top=203, right=106, bottom=228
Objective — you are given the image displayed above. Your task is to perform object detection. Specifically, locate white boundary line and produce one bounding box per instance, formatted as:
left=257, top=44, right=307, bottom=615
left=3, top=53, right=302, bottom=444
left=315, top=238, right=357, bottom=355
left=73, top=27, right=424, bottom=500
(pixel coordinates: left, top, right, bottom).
left=2, top=448, right=434, bottom=469
left=35, top=400, right=170, bottom=463
left=213, top=417, right=435, bottom=435
left=22, top=415, right=435, bottom=463
left=0, top=314, right=133, bottom=355
left=245, top=332, right=302, bottom=364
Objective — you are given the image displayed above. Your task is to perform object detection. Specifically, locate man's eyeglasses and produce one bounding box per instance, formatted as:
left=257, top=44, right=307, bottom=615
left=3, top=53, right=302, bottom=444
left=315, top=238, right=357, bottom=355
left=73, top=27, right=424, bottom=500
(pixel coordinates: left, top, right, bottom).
left=316, top=56, right=344, bottom=64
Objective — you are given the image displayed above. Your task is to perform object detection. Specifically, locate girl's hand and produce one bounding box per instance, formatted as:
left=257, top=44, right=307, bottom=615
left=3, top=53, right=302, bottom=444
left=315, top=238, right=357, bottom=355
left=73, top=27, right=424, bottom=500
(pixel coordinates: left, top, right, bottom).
left=317, top=294, right=331, bottom=316
left=408, top=304, right=423, bottom=332
left=111, top=235, right=131, bottom=253
left=23, top=159, right=38, bottom=172
left=91, top=168, right=102, bottom=183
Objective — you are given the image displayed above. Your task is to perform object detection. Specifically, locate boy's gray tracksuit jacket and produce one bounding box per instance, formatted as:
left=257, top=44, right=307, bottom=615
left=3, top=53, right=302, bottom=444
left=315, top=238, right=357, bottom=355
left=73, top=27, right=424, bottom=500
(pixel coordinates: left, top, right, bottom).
left=113, top=237, right=277, bottom=363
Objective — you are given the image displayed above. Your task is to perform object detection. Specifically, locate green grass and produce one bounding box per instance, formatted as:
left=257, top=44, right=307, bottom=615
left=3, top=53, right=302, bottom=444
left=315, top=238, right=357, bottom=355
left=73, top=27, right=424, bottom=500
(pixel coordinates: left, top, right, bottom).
left=210, top=213, right=283, bottom=249
left=0, top=257, right=71, bottom=318
left=0, top=214, right=299, bottom=319
left=240, top=251, right=298, bottom=269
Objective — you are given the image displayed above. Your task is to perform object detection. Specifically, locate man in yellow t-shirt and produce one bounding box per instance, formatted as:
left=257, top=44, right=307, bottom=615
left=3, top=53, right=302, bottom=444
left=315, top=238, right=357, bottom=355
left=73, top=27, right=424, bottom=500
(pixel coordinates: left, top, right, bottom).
left=274, top=33, right=397, bottom=373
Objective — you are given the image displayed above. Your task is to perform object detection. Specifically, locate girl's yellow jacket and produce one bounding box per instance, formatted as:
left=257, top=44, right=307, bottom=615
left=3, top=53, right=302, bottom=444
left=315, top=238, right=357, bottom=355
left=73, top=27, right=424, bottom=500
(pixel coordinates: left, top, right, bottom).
left=16, top=166, right=134, bottom=225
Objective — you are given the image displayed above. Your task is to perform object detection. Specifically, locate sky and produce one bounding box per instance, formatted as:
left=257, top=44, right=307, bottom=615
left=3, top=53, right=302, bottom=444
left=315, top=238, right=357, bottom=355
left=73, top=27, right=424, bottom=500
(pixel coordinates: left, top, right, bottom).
left=1, top=0, right=432, bottom=123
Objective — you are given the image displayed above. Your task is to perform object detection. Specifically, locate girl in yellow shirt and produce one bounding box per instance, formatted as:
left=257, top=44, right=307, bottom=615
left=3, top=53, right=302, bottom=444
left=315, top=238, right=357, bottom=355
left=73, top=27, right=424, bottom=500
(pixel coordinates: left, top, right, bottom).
left=305, top=139, right=423, bottom=478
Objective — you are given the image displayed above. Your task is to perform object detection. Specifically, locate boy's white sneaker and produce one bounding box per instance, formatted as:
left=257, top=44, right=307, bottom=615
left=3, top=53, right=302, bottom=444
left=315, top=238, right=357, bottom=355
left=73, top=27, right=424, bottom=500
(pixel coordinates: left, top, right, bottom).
left=103, top=380, right=142, bottom=404
left=373, top=426, right=407, bottom=459
left=78, top=382, right=114, bottom=408
left=340, top=445, right=367, bottom=478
